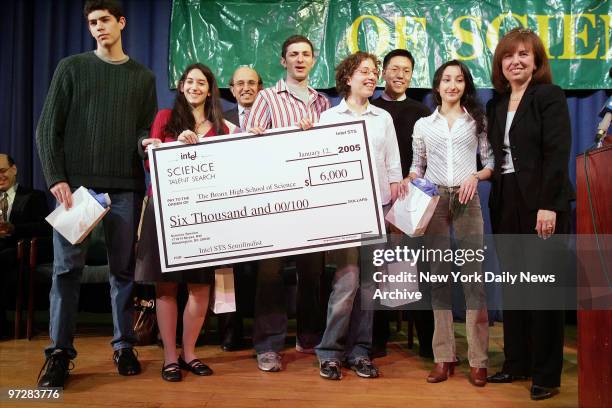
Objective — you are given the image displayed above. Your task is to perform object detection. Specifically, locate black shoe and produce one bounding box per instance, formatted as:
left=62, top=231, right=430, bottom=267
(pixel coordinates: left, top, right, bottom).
left=319, top=359, right=342, bottom=380
left=487, top=371, right=529, bottom=383
left=221, top=339, right=245, bottom=352
left=531, top=385, right=558, bottom=400
left=178, top=356, right=213, bottom=376
left=37, top=350, right=72, bottom=388
left=113, top=348, right=141, bottom=376
left=161, top=362, right=182, bottom=382
left=370, top=345, right=387, bottom=359
left=349, top=357, right=379, bottom=378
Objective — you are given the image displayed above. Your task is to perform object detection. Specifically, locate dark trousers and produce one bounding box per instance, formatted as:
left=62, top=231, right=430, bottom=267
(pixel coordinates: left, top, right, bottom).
left=253, top=252, right=324, bottom=353
left=372, top=232, right=434, bottom=357
left=493, top=173, right=568, bottom=387
left=372, top=309, right=434, bottom=357
left=217, top=261, right=257, bottom=345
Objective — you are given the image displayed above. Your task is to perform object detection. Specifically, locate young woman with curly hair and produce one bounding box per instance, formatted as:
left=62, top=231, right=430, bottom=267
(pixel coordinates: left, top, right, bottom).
left=315, top=51, right=402, bottom=381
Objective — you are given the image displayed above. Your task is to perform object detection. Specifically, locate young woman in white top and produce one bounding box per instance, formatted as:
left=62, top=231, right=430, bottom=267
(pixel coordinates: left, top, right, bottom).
left=408, top=60, right=494, bottom=386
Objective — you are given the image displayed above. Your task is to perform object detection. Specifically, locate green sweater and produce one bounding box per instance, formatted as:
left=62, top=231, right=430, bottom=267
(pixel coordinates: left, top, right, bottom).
left=36, top=51, right=157, bottom=192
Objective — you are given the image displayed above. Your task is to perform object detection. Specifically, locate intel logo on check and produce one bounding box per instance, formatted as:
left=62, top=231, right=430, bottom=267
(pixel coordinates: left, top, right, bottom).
left=180, top=150, right=197, bottom=160
left=167, top=152, right=216, bottom=185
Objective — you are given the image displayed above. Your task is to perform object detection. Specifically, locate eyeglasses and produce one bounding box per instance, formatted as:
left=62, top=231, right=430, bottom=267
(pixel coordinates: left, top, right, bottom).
left=386, top=66, right=412, bottom=77
left=231, top=80, right=259, bottom=87
left=356, top=68, right=379, bottom=77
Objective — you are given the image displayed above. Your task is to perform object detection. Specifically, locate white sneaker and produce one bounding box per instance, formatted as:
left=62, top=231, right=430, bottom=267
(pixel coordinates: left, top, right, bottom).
left=257, top=352, right=282, bottom=372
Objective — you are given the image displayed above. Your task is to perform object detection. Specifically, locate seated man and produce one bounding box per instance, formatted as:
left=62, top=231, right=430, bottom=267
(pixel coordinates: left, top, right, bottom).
left=0, top=153, right=50, bottom=338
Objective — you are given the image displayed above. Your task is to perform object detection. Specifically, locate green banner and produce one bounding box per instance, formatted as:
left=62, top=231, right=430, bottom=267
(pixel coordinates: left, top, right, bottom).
left=169, top=0, right=612, bottom=90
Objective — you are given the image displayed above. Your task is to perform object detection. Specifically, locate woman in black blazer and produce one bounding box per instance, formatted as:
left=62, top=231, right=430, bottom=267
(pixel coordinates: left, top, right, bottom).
left=484, top=28, right=573, bottom=401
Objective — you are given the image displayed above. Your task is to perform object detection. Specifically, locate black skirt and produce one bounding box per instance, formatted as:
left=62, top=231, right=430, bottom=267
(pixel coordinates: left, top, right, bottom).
left=134, top=199, right=213, bottom=284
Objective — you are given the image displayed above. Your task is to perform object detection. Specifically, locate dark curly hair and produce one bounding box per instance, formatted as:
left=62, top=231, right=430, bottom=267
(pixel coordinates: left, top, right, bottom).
left=165, top=63, right=227, bottom=137
left=335, top=51, right=379, bottom=98
left=432, top=60, right=485, bottom=135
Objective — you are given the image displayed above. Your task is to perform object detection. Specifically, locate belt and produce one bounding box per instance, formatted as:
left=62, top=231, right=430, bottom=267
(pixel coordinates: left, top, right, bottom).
left=436, top=185, right=461, bottom=193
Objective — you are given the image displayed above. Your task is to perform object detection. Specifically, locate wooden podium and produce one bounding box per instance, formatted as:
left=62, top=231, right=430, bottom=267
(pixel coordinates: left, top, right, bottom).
left=576, top=143, right=612, bottom=408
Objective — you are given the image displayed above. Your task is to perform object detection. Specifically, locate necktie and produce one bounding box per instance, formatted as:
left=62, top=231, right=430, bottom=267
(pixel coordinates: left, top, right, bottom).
left=241, top=108, right=251, bottom=129
left=0, top=192, right=8, bottom=222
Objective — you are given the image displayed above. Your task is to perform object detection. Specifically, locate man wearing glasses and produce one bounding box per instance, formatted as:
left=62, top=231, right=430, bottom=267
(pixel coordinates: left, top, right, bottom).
left=225, top=67, right=263, bottom=129
left=217, top=66, right=263, bottom=352
left=371, top=49, right=434, bottom=360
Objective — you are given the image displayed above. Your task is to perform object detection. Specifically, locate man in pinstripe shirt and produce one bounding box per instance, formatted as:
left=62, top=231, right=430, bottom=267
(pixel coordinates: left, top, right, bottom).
left=246, top=35, right=330, bottom=372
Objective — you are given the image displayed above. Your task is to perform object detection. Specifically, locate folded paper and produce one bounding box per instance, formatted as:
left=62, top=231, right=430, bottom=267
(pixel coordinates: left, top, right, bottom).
left=45, top=186, right=111, bottom=245
left=385, top=179, right=439, bottom=237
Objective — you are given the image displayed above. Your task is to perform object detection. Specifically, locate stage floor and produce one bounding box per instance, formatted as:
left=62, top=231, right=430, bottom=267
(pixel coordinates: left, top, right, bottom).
left=0, top=323, right=577, bottom=408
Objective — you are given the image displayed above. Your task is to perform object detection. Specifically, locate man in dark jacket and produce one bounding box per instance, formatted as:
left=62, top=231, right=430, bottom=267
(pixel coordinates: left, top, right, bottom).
left=371, top=49, right=434, bottom=359
left=0, top=153, right=50, bottom=338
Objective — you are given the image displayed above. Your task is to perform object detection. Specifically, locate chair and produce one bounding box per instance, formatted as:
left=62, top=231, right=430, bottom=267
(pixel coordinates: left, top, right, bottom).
left=13, top=240, right=27, bottom=339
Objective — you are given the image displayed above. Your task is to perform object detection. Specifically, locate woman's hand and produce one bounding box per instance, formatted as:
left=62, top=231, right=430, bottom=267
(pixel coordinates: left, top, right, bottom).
left=458, top=174, right=478, bottom=204
left=178, top=130, right=200, bottom=144
left=400, top=172, right=419, bottom=199
left=535, top=209, right=556, bottom=239
left=141, top=138, right=160, bottom=152
left=397, top=177, right=412, bottom=200
left=390, top=182, right=399, bottom=203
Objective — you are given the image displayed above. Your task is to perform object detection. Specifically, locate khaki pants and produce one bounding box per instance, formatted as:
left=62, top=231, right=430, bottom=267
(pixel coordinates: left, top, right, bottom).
left=425, top=187, right=489, bottom=368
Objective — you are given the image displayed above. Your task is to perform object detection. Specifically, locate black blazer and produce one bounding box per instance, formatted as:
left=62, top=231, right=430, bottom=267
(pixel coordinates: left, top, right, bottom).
left=4, top=185, right=51, bottom=244
left=486, top=83, right=574, bottom=213
left=223, top=107, right=239, bottom=128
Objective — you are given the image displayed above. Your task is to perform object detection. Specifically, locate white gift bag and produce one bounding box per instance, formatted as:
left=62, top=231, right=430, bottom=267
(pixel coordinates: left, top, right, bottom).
left=385, top=186, right=439, bottom=237
left=379, top=261, right=420, bottom=308
left=45, top=186, right=111, bottom=245
left=212, top=267, right=236, bottom=314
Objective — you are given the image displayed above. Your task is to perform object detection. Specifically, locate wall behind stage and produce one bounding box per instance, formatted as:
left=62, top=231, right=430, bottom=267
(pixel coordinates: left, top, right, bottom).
left=1, top=0, right=610, bottom=213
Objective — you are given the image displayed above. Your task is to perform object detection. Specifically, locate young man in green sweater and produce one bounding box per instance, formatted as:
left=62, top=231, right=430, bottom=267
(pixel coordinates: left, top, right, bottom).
left=35, top=0, right=157, bottom=388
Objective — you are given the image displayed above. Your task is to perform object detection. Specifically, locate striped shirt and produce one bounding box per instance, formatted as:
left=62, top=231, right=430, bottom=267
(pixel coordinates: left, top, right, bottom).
left=245, top=79, right=330, bottom=129
left=410, top=107, right=494, bottom=187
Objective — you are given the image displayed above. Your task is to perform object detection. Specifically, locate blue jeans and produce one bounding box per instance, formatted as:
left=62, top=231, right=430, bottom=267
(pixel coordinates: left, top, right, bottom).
left=315, top=247, right=373, bottom=364
left=45, top=191, right=142, bottom=359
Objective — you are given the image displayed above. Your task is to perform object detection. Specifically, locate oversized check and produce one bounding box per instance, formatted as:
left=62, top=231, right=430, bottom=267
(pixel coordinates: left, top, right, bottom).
left=149, top=120, right=386, bottom=272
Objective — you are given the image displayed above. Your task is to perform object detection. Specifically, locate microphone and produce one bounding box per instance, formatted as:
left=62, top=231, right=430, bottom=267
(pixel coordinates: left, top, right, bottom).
left=596, top=96, right=612, bottom=141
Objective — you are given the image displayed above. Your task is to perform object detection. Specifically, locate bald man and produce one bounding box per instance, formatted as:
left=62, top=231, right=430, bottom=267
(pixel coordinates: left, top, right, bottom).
left=217, top=67, right=262, bottom=350
left=224, top=66, right=263, bottom=129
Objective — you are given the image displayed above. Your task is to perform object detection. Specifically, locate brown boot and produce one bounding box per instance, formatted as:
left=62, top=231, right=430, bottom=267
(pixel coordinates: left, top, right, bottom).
left=426, top=362, right=456, bottom=383
left=469, top=367, right=487, bottom=387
